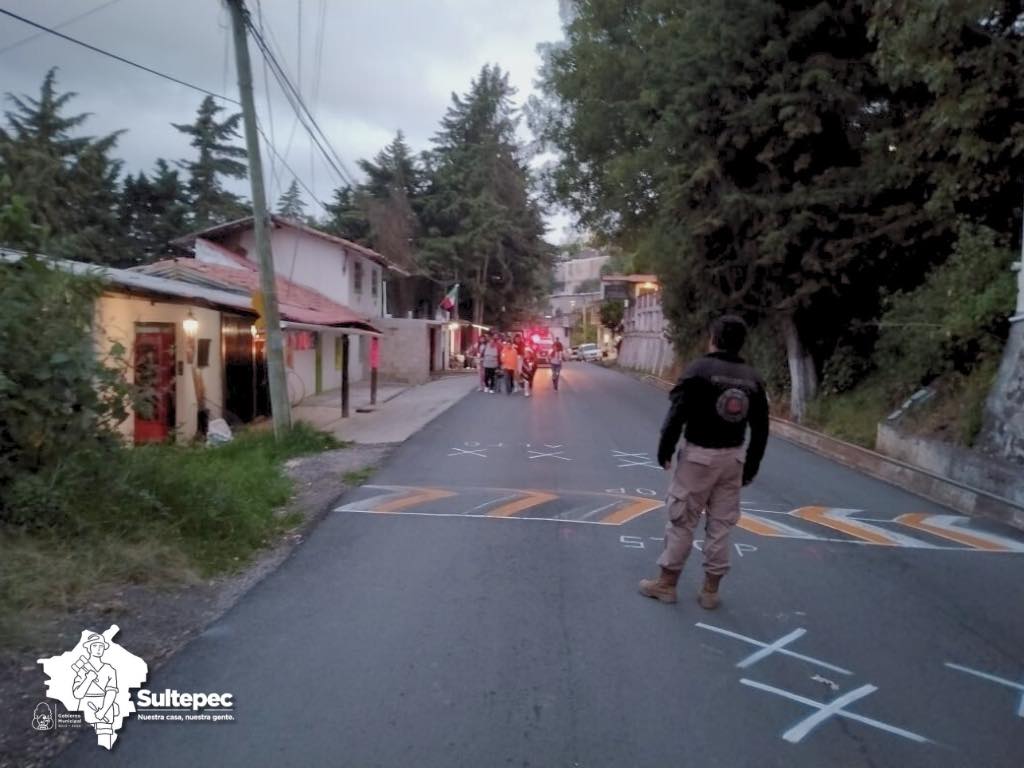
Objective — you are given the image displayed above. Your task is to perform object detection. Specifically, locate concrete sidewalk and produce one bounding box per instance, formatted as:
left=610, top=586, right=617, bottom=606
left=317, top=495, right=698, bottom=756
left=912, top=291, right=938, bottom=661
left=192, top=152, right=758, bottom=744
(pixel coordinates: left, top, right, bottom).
left=294, top=373, right=479, bottom=444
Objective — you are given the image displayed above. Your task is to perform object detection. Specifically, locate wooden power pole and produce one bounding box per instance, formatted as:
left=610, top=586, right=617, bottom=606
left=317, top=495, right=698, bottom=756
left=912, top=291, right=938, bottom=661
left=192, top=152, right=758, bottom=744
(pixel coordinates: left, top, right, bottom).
left=226, top=0, right=291, bottom=435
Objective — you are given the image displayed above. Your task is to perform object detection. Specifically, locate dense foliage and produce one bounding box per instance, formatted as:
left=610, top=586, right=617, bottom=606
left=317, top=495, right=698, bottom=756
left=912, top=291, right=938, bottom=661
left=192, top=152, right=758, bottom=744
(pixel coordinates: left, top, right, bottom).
left=534, top=0, right=1022, bottom=426
left=324, top=68, right=553, bottom=326
left=0, top=72, right=248, bottom=266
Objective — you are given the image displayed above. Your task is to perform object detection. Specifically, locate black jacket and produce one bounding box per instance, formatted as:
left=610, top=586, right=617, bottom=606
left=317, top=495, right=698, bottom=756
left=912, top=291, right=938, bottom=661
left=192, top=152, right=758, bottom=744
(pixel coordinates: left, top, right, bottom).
left=657, top=351, right=770, bottom=482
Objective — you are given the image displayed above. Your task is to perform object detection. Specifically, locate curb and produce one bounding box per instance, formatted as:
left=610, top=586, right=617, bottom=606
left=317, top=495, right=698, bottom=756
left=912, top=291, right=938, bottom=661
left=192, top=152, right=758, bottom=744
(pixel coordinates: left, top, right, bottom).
left=622, top=366, right=1024, bottom=530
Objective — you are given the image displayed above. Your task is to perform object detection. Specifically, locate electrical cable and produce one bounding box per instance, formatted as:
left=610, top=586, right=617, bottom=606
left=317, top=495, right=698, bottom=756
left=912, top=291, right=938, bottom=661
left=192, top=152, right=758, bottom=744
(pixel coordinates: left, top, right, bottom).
left=0, top=7, right=237, bottom=104
left=0, top=0, right=126, bottom=56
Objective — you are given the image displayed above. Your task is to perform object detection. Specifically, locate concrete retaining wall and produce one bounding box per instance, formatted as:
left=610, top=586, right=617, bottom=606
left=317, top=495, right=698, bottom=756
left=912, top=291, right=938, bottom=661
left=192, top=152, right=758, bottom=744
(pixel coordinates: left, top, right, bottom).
left=772, top=418, right=1024, bottom=530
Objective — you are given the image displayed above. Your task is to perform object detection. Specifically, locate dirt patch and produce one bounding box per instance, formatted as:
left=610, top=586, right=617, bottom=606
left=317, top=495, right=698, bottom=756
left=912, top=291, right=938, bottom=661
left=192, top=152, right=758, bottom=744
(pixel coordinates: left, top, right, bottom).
left=0, top=444, right=389, bottom=768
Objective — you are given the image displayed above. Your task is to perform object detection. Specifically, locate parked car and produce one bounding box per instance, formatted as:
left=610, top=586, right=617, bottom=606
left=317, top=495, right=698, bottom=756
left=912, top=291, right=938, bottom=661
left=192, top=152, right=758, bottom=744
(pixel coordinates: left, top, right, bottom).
left=578, top=343, right=601, bottom=362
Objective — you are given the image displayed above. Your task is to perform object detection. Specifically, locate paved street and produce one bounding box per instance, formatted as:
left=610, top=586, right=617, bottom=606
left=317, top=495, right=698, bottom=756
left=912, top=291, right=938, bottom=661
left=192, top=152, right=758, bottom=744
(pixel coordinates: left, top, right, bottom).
left=59, top=363, right=1024, bottom=767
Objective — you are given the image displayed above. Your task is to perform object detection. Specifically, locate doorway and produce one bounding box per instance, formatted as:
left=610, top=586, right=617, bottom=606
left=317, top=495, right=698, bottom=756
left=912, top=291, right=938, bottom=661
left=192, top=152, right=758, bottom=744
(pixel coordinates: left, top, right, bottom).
left=222, top=316, right=269, bottom=424
left=134, top=323, right=176, bottom=444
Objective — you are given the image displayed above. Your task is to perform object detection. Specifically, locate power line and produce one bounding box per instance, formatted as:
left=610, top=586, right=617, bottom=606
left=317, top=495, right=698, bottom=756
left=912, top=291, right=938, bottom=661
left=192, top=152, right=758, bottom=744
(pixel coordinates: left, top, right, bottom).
left=242, top=10, right=358, bottom=186
left=0, top=5, right=325, bottom=213
left=0, top=0, right=126, bottom=56
left=0, top=7, right=238, bottom=104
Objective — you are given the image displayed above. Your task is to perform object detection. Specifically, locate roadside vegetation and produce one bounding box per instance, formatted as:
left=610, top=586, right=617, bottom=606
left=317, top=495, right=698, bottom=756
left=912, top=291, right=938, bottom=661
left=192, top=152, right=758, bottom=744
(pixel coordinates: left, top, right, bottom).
left=0, top=256, right=339, bottom=646
left=535, top=1, right=1022, bottom=452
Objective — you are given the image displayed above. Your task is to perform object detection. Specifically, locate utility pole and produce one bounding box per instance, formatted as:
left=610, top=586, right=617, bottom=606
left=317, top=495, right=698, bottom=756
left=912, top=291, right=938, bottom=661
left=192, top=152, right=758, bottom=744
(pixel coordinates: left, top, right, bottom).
left=226, top=0, right=291, bottom=435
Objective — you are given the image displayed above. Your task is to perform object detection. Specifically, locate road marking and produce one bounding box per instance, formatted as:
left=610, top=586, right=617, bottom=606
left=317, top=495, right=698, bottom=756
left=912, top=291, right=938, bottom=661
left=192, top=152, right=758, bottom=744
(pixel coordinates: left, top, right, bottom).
left=448, top=446, right=488, bottom=458
left=464, top=493, right=520, bottom=515
left=579, top=501, right=619, bottom=520
left=600, top=497, right=664, bottom=525
left=527, top=449, right=571, bottom=461
left=896, top=514, right=1024, bottom=552
left=374, top=487, right=457, bottom=513
left=945, top=662, right=1024, bottom=718
left=737, top=512, right=818, bottom=539
left=740, top=679, right=930, bottom=744
left=792, top=507, right=933, bottom=547
left=611, top=449, right=659, bottom=468
left=696, top=623, right=852, bottom=675
left=487, top=490, right=558, bottom=518
left=735, top=628, right=806, bottom=668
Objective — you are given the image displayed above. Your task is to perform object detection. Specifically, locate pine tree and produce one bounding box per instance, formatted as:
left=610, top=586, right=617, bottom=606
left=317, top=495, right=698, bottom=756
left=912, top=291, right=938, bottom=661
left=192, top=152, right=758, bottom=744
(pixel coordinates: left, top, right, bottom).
left=276, top=179, right=306, bottom=219
left=118, top=159, right=189, bottom=263
left=172, top=95, right=248, bottom=229
left=322, top=185, right=371, bottom=243
left=0, top=68, right=126, bottom=264
left=420, top=65, right=550, bottom=325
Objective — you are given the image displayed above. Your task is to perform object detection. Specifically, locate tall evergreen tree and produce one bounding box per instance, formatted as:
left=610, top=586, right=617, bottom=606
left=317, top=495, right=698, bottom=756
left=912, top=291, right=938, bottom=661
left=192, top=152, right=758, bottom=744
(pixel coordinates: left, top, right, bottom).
left=0, top=68, right=126, bottom=264
left=172, top=95, right=248, bottom=229
left=276, top=179, right=306, bottom=219
left=322, top=184, right=371, bottom=243
left=118, top=159, right=189, bottom=263
left=421, top=65, right=550, bottom=325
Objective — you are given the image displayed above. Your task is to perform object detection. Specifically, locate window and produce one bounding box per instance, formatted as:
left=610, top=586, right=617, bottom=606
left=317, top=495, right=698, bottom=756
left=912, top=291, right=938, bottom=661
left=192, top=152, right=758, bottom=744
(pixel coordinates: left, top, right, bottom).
left=371, top=268, right=379, bottom=298
left=353, top=259, right=364, bottom=296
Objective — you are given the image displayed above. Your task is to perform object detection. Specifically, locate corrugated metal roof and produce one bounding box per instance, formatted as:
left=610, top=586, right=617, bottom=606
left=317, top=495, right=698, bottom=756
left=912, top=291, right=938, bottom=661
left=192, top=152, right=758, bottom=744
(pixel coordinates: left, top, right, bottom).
left=0, top=248, right=380, bottom=333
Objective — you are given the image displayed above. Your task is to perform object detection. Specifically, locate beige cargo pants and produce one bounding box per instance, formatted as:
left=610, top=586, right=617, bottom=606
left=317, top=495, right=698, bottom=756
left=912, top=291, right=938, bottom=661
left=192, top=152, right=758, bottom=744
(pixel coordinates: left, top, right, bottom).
left=656, top=444, right=745, bottom=576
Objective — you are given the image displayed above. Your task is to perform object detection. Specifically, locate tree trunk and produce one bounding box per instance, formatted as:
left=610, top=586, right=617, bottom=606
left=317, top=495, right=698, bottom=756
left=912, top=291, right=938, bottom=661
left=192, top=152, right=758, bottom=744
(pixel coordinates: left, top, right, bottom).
left=978, top=224, right=1024, bottom=464
left=978, top=321, right=1024, bottom=464
left=782, top=313, right=818, bottom=422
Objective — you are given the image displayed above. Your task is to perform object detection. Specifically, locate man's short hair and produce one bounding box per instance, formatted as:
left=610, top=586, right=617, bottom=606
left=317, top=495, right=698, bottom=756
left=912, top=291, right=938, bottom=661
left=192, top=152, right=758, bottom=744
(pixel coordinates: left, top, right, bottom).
left=710, top=315, right=748, bottom=353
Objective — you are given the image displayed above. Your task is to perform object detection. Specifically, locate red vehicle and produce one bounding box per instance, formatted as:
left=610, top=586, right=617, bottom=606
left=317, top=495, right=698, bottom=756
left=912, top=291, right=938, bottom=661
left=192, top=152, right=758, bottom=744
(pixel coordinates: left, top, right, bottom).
left=525, top=328, right=554, bottom=366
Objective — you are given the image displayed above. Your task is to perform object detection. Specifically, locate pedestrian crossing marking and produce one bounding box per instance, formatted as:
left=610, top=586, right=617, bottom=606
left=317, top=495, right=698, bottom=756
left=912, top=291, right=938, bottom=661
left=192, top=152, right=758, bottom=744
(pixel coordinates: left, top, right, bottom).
left=487, top=490, right=558, bottom=517
left=334, top=486, right=1024, bottom=552
left=373, top=487, right=457, bottom=513
left=737, top=512, right=817, bottom=539
left=895, top=513, right=1024, bottom=553
left=599, top=497, right=664, bottom=525
left=791, top=507, right=934, bottom=548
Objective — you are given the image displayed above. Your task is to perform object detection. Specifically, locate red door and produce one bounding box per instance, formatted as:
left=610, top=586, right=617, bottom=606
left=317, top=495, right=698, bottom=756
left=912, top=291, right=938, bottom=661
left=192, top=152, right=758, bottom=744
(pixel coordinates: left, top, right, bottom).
left=134, top=325, right=176, bottom=444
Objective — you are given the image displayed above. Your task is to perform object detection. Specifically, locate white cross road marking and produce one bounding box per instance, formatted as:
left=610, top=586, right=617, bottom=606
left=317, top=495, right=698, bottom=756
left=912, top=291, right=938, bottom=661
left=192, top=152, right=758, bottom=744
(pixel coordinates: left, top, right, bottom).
left=696, top=623, right=853, bottom=676
left=544, top=443, right=563, bottom=449
left=946, top=662, right=1024, bottom=718
left=740, top=678, right=930, bottom=745
left=612, top=450, right=659, bottom=468
left=528, top=450, right=571, bottom=461
left=448, top=447, right=488, bottom=458
left=736, top=628, right=807, bottom=668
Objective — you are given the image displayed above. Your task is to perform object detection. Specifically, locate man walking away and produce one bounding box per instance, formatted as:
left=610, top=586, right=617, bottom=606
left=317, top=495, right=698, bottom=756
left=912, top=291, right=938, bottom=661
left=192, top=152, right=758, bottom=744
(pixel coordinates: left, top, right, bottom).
left=639, top=315, right=769, bottom=609
left=482, top=335, right=500, bottom=393
left=500, top=340, right=519, bottom=395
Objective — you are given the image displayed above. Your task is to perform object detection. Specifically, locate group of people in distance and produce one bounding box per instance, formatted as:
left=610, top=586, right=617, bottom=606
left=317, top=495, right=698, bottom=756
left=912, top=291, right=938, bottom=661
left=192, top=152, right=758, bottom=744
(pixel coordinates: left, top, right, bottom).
left=473, top=331, right=565, bottom=397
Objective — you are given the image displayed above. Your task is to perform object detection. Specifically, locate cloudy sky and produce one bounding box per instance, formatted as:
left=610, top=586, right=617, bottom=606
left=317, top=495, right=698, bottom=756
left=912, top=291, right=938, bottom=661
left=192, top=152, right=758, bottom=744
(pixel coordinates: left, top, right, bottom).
left=0, top=0, right=574, bottom=239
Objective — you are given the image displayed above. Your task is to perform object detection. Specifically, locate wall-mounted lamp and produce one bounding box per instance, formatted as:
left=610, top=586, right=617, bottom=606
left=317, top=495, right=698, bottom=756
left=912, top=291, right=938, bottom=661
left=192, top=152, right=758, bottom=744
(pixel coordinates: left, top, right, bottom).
left=183, top=311, right=199, bottom=338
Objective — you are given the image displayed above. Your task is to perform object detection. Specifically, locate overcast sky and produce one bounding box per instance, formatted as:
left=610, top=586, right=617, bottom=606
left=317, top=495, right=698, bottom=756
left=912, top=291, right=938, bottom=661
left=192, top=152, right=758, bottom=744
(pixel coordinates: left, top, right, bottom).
left=0, top=0, right=574, bottom=240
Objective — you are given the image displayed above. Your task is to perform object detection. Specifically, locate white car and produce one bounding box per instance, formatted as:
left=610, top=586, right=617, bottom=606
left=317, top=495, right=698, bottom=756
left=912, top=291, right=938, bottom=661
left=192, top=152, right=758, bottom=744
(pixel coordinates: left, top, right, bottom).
left=578, top=343, right=601, bottom=362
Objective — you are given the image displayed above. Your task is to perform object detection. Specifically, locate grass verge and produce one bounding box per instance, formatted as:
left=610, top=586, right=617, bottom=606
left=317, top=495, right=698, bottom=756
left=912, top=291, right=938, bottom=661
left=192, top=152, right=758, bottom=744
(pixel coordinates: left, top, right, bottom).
left=0, top=423, right=339, bottom=647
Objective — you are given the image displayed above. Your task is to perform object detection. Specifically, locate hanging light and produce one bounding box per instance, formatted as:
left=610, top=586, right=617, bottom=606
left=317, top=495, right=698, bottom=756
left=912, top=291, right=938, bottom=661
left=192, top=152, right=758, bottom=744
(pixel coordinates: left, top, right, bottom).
left=183, top=311, right=199, bottom=338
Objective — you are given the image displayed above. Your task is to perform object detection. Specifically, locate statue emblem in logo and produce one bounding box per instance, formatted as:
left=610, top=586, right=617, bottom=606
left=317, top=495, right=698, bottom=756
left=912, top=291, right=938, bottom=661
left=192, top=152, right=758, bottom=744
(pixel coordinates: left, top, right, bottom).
left=37, top=625, right=148, bottom=749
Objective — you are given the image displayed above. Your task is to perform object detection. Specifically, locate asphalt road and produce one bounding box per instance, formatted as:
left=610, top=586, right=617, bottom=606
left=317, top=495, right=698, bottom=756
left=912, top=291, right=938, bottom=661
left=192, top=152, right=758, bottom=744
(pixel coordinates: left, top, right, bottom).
left=58, top=363, right=1024, bottom=767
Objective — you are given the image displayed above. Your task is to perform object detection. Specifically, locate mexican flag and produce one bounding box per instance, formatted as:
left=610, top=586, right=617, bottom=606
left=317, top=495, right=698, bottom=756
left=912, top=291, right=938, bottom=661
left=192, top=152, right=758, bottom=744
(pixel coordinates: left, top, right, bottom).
left=439, top=283, right=459, bottom=312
